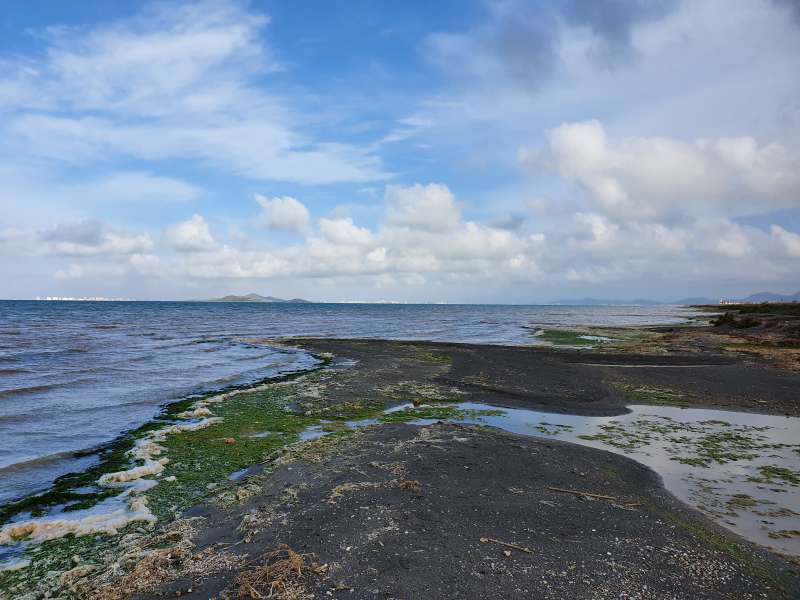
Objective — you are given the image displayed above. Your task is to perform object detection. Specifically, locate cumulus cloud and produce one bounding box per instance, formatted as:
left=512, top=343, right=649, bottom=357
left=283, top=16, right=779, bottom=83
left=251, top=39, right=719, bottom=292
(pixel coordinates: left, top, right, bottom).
left=41, top=220, right=153, bottom=256
left=163, top=214, right=217, bottom=252
left=129, top=253, right=162, bottom=275
left=522, top=120, right=800, bottom=220
left=255, top=194, right=310, bottom=233
left=771, top=225, right=800, bottom=257
left=6, top=182, right=798, bottom=298
left=318, top=217, right=374, bottom=246
left=384, top=183, right=461, bottom=232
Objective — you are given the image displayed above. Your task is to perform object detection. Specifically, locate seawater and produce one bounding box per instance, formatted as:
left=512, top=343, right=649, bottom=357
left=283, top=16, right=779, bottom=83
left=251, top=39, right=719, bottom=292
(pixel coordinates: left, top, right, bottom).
left=0, top=301, right=695, bottom=506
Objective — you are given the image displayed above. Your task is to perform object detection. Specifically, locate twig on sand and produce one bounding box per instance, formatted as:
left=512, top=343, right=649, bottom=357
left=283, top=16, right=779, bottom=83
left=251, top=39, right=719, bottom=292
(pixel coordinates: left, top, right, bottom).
left=545, top=486, right=618, bottom=501
left=479, top=537, right=533, bottom=554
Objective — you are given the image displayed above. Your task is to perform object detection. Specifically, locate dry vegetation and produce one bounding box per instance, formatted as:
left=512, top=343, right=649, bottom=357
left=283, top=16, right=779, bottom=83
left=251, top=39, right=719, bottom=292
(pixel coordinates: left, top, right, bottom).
left=234, top=545, right=326, bottom=600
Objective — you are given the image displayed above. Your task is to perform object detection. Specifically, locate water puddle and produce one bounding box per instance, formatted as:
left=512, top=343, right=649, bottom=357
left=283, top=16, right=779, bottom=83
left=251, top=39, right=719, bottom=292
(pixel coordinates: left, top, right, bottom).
left=336, top=402, right=800, bottom=557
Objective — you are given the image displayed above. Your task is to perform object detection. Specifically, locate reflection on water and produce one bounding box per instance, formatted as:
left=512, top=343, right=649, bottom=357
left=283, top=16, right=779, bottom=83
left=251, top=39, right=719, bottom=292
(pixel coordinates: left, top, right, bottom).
left=344, top=402, right=800, bottom=557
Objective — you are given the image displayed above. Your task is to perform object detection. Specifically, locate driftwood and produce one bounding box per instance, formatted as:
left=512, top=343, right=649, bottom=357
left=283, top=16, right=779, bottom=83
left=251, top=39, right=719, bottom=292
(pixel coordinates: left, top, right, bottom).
left=545, top=486, right=618, bottom=501
left=479, top=537, right=533, bottom=554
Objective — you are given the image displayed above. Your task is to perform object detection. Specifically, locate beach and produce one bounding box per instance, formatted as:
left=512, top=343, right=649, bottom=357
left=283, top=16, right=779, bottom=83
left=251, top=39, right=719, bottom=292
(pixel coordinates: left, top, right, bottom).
left=1, top=304, right=800, bottom=598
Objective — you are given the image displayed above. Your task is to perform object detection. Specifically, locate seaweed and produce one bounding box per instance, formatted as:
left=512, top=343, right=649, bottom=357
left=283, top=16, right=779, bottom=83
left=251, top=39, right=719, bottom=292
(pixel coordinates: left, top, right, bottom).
left=377, top=406, right=504, bottom=424
left=535, top=329, right=597, bottom=347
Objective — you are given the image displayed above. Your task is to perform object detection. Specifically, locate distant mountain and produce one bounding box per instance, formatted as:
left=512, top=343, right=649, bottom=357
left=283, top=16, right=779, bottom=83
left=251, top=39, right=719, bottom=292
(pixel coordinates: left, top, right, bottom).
left=554, top=298, right=663, bottom=306
left=677, top=291, right=800, bottom=305
left=207, top=293, right=311, bottom=303
left=553, top=292, right=800, bottom=306
left=676, top=297, right=717, bottom=305
left=740, top=291, right=800, bottom=303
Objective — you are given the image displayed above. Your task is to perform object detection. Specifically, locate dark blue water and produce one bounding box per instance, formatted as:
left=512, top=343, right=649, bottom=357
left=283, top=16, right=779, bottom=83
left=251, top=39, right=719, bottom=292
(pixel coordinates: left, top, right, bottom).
left=0, top=300, right=695, bottom=505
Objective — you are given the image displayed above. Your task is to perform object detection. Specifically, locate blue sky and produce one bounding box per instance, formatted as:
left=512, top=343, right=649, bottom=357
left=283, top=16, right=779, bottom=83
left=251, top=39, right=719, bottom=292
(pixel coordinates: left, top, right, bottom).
left=0, top=0, right=798, bottom=302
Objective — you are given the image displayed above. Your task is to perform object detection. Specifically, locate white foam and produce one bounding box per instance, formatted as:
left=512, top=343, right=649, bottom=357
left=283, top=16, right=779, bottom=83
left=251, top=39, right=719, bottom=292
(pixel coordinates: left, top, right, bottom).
left=0, top=496, right=156, bottom=544
left=150, top=417, right=223, bottom=440
left=99, top=458, right=169, bottom=485
left=176, top=406, right=213, bottom=419
left=130, top=439, right=166, bottom=461
left=0, top=401, right=226, bottom=548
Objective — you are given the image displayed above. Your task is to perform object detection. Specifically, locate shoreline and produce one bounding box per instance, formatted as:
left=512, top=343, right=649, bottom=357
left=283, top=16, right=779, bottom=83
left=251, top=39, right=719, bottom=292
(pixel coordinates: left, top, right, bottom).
left=2, top=315, right=800, bottom=598
left=0, top=355, right=329, bottom=530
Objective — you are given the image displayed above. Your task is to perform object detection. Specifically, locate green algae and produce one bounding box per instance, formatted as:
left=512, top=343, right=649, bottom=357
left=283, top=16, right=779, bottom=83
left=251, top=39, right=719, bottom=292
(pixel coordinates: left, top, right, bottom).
left=578, top=416, right=785, bottom=468
left=408, top=349, right=452, bottom=364
left=0, top=352, right=479, bottom=596
left=377, top=405, right=505, bottom=424
left=305, top=398, right=385, bottom=421
left=529, top=422, right=574, bottom=436
left=145, top=388, right=317, bottom=519
left=0, top=364, right=331, bottom=529
left=613, top=382, right=689, bottom=407
left=379, top=381, right=465, bottom=405
left=535, top=329, right=597, bottom=347
left=0, top=525, right=143, bottom=597
left=726, top=494, right=760, bottom=510
left=748, top=466, right=800, bottom=487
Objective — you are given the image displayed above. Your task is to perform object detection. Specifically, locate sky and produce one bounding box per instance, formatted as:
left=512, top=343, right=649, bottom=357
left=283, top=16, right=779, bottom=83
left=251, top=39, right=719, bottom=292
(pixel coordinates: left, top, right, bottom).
left=0, top=0, right=798, bottom=303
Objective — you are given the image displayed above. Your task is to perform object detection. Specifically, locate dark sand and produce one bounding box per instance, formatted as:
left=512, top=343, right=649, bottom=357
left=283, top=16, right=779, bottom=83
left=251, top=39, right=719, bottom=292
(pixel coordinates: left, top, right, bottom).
left=132, top=338, right=800, bottom=600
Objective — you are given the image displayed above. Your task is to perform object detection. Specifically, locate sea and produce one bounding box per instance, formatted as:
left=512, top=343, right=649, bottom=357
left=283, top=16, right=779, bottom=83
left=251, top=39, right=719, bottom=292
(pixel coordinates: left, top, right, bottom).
left=0, top=300, right=697, bottom=507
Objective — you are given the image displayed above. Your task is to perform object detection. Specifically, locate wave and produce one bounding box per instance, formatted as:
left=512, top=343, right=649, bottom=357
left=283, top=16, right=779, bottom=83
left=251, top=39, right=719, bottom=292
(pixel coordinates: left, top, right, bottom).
left=0, top=347, right=89, bottom=362
left=0, top=412, right=37, bottom=424
left=0, top=368, right=30, bottom=376
left=0, top=378, right=95, bottom=399
left=0, top=449, right=88, bottom=477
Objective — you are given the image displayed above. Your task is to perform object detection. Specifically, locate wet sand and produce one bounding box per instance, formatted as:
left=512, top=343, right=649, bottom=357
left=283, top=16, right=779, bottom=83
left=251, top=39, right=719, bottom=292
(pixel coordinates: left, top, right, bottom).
left=129, top=337, right=800, bottom=599
left=3, top=325, right=800, bottom=599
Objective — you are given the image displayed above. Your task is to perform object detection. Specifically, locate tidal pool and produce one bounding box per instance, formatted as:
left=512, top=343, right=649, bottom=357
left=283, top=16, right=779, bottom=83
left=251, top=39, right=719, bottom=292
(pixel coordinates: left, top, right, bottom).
left=361, top=402, right=800, bottom=557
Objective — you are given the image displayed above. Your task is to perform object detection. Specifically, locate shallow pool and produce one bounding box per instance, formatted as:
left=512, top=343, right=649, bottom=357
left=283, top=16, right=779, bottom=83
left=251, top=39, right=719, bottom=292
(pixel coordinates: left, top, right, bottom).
left=353, top=402, right=800, bottom=557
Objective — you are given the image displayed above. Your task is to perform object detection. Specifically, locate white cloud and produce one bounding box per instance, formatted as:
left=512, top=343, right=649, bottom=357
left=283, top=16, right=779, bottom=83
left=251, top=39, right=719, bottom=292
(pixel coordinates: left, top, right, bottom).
left=384, top=183, right=461, bottom=232
left=318, top=217, right=374, bottom=246
left=255, top=194, right=310, bottom=233
left=771, top=225, right=800, bottom=257
left=5, top=182, right=799, bottom=299
left=522, top=120, right=800, bottom=220
left=41, top=220, right=153, bottom=256
left=415, top=0, right=800, bottom=182
left=163, top=214, right=217, bottom=252
left=0, top=2, right=385, bottom=184
left=129, top=253, right=162, bottom=275
left=54, top=262, right=125, bottom=280
left=77, top=172, right=201, bottom=203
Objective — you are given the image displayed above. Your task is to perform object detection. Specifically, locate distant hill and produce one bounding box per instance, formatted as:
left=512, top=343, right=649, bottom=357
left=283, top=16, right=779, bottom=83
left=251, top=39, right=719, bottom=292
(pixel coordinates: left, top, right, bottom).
left=553, top=292, right=800, bottom=306
left=554, top=298, right=663, bottom=306
left=677, top=291, right=800, bottom=305
left=740, top=291, right=800, bottom=303
left=207, top=293, right=311, bottom=303
left=676, top=297, right=717, bottom=305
